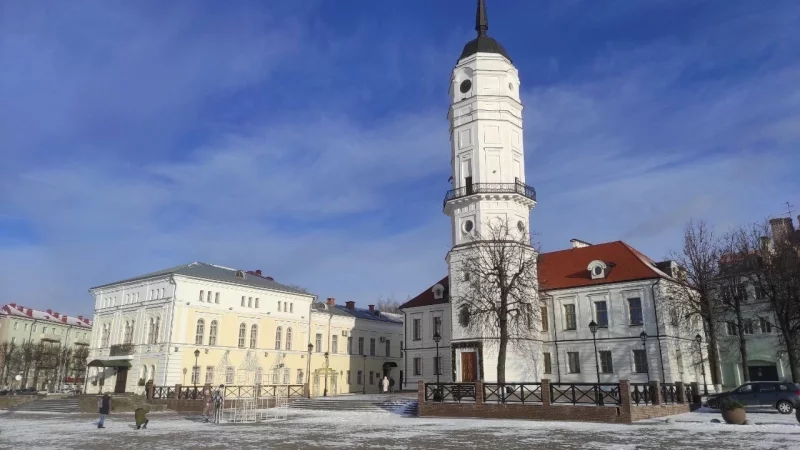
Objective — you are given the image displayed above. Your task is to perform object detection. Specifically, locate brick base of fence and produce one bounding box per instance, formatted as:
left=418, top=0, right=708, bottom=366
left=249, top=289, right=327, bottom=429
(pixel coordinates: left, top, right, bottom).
left=418, top=379, right=690, bottom=424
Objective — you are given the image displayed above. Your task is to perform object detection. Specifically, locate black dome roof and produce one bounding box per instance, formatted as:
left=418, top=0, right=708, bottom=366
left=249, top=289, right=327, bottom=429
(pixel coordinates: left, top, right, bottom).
left=458, top=0, right=512, bottom=62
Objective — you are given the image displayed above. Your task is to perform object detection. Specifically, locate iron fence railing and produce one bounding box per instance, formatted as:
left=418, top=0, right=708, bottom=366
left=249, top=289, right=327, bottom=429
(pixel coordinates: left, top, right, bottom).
left=109, top=343, right=135, bottom=356
left=483, top=383, right=542, bottom=404
left=150, top=384, right=304, bottom=400
left=550, top=383, right=622, bottom=406
left=443, top=181, right=537, bottom=208
left=630, top=383, right=654, bottom=405
left=151, top=386, right=176, bottom=399
left=425, top=383, right=476, bottom=403
left=685, top=384, right=695, bottom=402
left=661, top=383, right=678, bottom=404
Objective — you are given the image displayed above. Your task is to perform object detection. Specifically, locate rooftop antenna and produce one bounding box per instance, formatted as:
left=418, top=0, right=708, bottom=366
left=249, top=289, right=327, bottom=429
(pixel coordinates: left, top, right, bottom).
left=785, top=201, right=795, bottom=218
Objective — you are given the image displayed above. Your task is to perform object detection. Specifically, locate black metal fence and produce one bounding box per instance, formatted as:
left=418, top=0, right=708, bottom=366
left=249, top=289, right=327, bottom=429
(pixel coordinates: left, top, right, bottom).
left=630, top=383, right=654, bottom=405
left=550, top=383, right=622, bottom=406
left=150, top=384, right=304, bottom=400
left=661, top=383, right=678, bottom=404
left=483, top=383, right=542, bottom=404
left=425, top=383, right=477, bottom=403
left=443, top=181, right=537, bottom=207
left=151, top=386, right=176, bottom=399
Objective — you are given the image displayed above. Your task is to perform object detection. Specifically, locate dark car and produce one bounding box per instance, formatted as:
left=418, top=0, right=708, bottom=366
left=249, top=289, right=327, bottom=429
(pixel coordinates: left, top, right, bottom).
left=706, top=382, right=800, bottom=414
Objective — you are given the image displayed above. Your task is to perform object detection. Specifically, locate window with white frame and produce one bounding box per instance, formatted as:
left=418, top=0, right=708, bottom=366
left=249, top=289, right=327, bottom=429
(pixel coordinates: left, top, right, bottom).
left=564, top=304, right=576, bottom=330
left=413, top=357, right=422, bottom=376
left=191, top=366, right=200, bottom=384
left=238, top=323, right=246, bottom=348
left=275, top=327, right=283, bottom=350
left=413, top=319, right=422, bottom=340
left=332, top=335, right=338, bottom=353
left=594, top=301, right=608, bottom=328
left=567, top=351, right=580, bottom=373
left=241, top=296, right=245, bottom=307
left=215, top=292, right=220, bottom=304
left=633, top=349, right=648, bottom=373
left=208, top=320, right=218, bottom=346
left=726, top=322, right=737, bottom=335
left=195, top=319, right=205, bottom=345
left=759, top=317, right=772, bottom=334
left=250, top=324, right=258, bottom=349
left=255, top=298, right=259, bottom=308
left=541, top=306, right=549, bottom=332
left=433, top=316, right=442, bottom=337
left=543, top=352, right=552, bottom=374
left=226, top=367, right=235, bottom=384
left=316, top=333, right=323, bottom=352
left=358, top=337, right=364, bottom=355
left=357, top=370, right=363, bottom=384
left=599, top=351, right=613, bottom=373
left=628, top=297, right=643, bottom=325
left=285, top=328, right=292, bottom=350
left=743, top=319, right=754, bottom=335
left=370, top=338, right=376, bottom=356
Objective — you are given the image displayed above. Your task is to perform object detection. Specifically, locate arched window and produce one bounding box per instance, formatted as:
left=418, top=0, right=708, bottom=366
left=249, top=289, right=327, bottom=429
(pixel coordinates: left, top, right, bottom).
left=285, top=327, right=292, bottom=350
left=238, top=323, right=246, bottom=348
left=226, top=366, right=235, bottom=384
left=101, top=324, right=110, bottom=347
left=275, top=327, right=282, bottom=350
left=147, top=318, right=154, bottom=343
left=153, top=317, right=160, bottom=343
left=149, top=365, right=156, bottom=382
left=195, top=319, right=205, bottom=345
left=139, top=365, right=146, bottom=380
left=250, top=324, right=258, bottom=349
left=209, top=320, right=218, bottom=346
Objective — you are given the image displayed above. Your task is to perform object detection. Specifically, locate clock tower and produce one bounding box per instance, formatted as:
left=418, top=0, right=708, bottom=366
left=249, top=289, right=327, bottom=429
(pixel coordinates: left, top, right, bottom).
left=444, top=0, right=539, bottom=382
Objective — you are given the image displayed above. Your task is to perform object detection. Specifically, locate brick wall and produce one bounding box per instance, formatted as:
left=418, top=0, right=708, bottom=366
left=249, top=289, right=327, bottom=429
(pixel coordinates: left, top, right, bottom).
left=419, top=379, right=691, bottom=424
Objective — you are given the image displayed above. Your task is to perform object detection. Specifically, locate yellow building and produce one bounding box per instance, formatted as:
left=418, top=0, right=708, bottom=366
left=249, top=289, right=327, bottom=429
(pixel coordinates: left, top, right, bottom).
left=86, top=262, right=403, bottom=395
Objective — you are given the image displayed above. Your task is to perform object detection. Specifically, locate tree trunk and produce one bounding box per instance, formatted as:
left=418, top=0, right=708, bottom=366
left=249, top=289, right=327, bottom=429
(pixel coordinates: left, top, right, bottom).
left=735, top=306, right=750, bottom=383
left=706, top=317, right=724, bottom=386
left=781, top=328, right=800, bottom=383
left=497, top=316, right=508, bottom=384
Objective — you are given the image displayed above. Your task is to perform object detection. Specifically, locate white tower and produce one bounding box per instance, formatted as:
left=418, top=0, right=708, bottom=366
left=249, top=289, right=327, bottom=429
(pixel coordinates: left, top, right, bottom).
left=445, top=0, right=539, bottom=383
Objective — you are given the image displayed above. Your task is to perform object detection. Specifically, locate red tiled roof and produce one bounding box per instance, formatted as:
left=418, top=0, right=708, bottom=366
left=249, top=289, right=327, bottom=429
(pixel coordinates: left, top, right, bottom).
left=399, top=277, right=449, bottom=310
left=538, top=241, right=667, bottom=291
left=401, top=241, right=670, bottom=309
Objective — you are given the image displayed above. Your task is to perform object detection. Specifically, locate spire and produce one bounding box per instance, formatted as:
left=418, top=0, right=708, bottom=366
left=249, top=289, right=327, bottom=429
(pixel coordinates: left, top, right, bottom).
left=475, top=0, right=488, bottom=36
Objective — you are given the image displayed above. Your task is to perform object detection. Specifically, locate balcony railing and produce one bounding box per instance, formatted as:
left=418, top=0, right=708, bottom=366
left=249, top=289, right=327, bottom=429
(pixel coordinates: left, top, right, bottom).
left=109, top=343, right=135, bottom=356
left=443, top=181, right=537, bottom=208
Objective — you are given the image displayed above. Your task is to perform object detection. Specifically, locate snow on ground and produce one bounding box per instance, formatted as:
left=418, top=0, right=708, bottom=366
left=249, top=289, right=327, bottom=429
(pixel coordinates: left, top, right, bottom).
left=1, top=407, right=800, bottom=449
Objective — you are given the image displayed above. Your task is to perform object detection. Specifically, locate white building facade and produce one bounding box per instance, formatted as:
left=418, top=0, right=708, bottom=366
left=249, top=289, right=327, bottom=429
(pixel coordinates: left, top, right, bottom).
left=400, top=277, right=452, bottom=388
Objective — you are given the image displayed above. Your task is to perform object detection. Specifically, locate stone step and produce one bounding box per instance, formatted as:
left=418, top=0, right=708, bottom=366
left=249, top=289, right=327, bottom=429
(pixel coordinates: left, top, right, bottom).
left=13, top=398, right=83, bottom=413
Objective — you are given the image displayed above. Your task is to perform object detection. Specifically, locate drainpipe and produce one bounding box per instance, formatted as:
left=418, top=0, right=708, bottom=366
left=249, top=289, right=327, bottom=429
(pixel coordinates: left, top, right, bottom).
left=306, top=295, right=317, bottom=392
left=163, top=277, right=178, bottom=386
left=402, top=309, right=407, bottom=390
left=651, top=279, right=666, bottom=383
left=543, top=293, right=561, bottom=383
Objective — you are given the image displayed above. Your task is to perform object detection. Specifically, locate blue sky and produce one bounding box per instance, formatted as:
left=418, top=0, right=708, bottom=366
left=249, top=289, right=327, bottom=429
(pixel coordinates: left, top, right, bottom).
left=1, top=0, right=798, bottom=316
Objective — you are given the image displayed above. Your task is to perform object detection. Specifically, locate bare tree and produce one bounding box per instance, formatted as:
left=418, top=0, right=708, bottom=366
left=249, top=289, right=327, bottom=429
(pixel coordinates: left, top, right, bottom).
left=0, top=342, right=15, bottom=384
left=668, top=220, right=724, bottom=387
left=375, top=296, right=402, bottom=314
left=734, top=220, right=800, bottom=382
left=452, top=218, right=539, bottom=383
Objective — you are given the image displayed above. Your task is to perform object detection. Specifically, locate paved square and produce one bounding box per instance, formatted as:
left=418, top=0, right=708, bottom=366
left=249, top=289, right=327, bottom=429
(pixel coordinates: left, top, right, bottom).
left=1, top=408, right=800, bottom=449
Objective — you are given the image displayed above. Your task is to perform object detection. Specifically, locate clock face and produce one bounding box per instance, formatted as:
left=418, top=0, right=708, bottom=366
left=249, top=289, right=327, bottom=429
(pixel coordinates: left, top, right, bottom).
left=459, top=79, right=472, bottom=94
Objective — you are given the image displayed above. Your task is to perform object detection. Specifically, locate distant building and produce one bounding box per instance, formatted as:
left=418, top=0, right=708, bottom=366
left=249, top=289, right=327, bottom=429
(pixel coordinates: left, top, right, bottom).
left=0, top=304, right=92, bottom=391
left=86, top=262, right=402, bottom=394
left=401, top=240, right=712, bottom=389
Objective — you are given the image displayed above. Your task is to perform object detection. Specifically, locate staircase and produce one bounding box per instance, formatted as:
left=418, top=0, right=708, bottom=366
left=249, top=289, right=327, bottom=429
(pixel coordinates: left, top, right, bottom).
left=12, top=396, right=82, bottom=413
left=288, top=397, right=417, bottom=416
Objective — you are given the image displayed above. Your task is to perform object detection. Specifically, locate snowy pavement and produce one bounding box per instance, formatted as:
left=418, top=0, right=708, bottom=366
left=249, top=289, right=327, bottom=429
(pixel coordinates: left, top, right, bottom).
left=1, top=407, right=800, bottom=449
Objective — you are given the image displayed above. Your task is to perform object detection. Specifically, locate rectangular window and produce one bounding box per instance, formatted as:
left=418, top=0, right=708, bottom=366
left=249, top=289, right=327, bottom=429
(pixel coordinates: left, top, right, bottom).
left=297, top=369, right=304, bottom=385
left=564, top=304, right=576, bottom=330
left=358, top=337, right=364, bottom=356
left=316, top=333, right=322, bottom=352
left=433, top=316, right=442, bottom=337
left=541, top=306, right=549, bottom=332
left=332, top=335, right=339, bottom=353
left=413, top=357, right=422, bottom=376
left=599, top=351, right=613, bottom=373
left=255, top=298, right=259, bottom=308
left=760, top=318, right=772, bottom=334
left=567, top=352, right=580, bottom=373
left=543, top=352, right=552, bottom=374
left=595, top=301, right=608, bottom=328
left=727, top=322, right=737, bottom=336
left=369, top=371, right=374, bottom=385
left=348, top=337, right=353, bottom=354
left=413, top=319, right=422, bottom=340
left=633, top=349, right=648, bottom=373
left=357, top=370, right=363, bottom=385
left=191, top=366, right=200, bottom=384
left=346, top=370, right=350, bottom=385
left=434, top=356, right=442, bottom=375
left=385, top=339, right=391, bottom=357
left=248, top=297, right=252, bottom=308
left=290, top=303, right=294, bottom=313
left=226, top=368, right=235, bottom=384
left=205, top=366, right=214, bottom=384
left=743, top=320, right=754, bottom=335
left=199, top=290, right=204, bottom=302
left=628, top=298, right=643, bottom=325
left=207, top=291, right=212, bottom=303
left=215, top=292, right=220, bottom=304
left=369, top=338, right=376, bottom=356
left=241, top=296, right=245, bottom=307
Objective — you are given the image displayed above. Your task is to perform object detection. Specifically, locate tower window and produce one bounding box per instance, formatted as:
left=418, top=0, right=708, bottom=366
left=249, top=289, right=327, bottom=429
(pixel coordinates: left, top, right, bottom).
left=459, top=79, right=472, bottom=93
left=462, top=220, right=474, bottom=234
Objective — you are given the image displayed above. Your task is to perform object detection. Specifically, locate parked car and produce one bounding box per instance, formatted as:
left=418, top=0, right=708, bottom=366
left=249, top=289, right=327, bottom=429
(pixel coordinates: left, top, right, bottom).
left=706, top=382, right=800, bottom=414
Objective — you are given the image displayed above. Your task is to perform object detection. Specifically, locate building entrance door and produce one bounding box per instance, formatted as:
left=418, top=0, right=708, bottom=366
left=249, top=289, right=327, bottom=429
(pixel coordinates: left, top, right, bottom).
left=461, top=352, right=477, bottom=382
left=114, top=367, right=128, bottom=393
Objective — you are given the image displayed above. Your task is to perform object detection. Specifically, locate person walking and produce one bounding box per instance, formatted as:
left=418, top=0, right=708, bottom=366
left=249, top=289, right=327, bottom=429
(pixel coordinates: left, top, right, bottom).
left=389, top=377, right=395, bottom=394
left=202, top=387, right=214, bottom=423
left=97, top=394, right=111, bottom=429
left=134, top=407, right=149, bottom=429
left=382, top=376, right=389, bottom=394
left=212, top=384, right=224, bottom=423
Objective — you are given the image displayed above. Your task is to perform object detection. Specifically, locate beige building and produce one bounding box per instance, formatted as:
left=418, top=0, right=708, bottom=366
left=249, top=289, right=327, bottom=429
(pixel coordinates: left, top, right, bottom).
left=0, top=304, right=92, bottom=391
left=86, top=262, right=403, bottom=395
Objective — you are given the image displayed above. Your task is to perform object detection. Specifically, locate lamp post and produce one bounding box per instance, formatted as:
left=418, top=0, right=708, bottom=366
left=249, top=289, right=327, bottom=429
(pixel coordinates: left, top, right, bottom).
left=589, top=321, right=603, bottom=406
left=695, top=334, right=708, bottom=396
left=640, top=332, right=650, bottom=383
left=362, top=354, right=367, bottom=394
left=193, top=349, right=200, bottom=388
left=306, top=343, right=313, bottom=398
left=323, top=352, right=329, bottom=397
left=433, top=331, right=442, bottom=385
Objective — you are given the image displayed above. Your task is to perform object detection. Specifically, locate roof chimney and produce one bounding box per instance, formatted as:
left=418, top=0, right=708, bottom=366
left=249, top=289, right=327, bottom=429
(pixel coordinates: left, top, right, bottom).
left=78, top=315, right=83, bottom=320
left=770, top=218, right=795, bottom=243
left=61, top=316, right=68, bottom=323
left=265, top=276, right=274, bottom=281
left=47, top=309, right=52, bottom=314
left=326, top=297, right=335, bottom=306
left=9, top=303, right=15, bottom=307
left=570, top=238, right=592, bottom=249
left=255, top=269, right=262, bottom=276
left=26, top=309, right=32, bottom=317
left=368, top=304, right=375, bottom=313
left=345, top=301, right=355, bottom=310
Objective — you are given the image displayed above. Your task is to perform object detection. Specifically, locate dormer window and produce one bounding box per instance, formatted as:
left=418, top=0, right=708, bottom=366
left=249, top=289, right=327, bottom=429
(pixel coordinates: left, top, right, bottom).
left=235, top=270, right=246, bottom=280
left=588, top=260, right=608, bottom=279
left=432, top=284, right=445, bottom=300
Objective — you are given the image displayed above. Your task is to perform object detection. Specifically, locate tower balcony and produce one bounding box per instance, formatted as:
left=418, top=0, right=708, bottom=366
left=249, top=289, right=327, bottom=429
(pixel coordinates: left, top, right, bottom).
left=443, top=181, right=537, bottom=209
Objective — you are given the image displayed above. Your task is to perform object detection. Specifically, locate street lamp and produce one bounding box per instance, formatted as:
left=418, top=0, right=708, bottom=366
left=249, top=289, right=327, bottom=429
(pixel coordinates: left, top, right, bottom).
left=433, top=331, right=442, bottom=385
left=640, top=332, right=650, bottom=383
left=306, top=343, right=313, bottom=398
left=193, top=349, right=200, bottom=388
left=589, top=321, right=603, bottom=406
left=362, top=354, right=367, bottom=394
left=695, top=334, right=708, bottom=396
left=323, top=352, right=329, bottom=397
